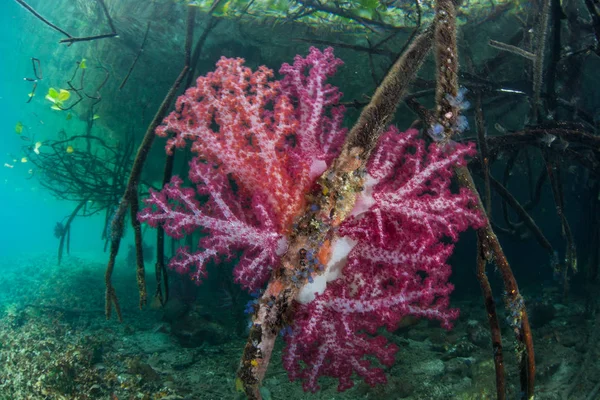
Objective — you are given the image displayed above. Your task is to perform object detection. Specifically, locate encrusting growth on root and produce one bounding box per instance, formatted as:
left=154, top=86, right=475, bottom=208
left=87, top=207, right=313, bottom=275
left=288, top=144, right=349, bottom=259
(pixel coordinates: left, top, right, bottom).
left=236, top=27, right=434, bottom=399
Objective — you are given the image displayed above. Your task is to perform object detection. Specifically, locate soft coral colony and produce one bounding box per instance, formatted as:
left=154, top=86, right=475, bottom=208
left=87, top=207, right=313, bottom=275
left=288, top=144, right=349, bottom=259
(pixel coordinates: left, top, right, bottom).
left=138, top=47, right=485, bottom=395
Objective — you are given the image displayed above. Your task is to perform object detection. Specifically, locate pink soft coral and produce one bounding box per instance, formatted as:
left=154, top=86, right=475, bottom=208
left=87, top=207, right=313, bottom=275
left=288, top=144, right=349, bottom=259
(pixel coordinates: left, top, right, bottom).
left=139, top=47, right=484, bottom=394
left=138, top=159, right=286, bottom=290
left=139, top=48, right=345, bottom=289
left=282, top=128, right=485, bottom=392
left=154, top=48, right=345, bottom=231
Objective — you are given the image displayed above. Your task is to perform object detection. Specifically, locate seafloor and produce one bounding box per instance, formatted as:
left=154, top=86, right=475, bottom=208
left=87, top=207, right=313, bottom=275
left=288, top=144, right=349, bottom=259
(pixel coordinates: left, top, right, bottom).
left=0, top=252, right=597, bottom=399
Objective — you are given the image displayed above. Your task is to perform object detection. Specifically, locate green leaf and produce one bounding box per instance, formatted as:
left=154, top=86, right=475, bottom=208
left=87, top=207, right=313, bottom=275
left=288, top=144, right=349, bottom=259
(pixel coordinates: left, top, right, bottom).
left=356, top=8, right=375, bottom=19
left=51, top=104, right=62, bottom=111
left=57, top=89, right=71, bottom=102
left=272, top=0, right=287, bottom=12
left=47, top=87, right=59, bottom=99
left=358, top=0, right=378, bottom=8
left=92, top=114, right=100, bottom=120
left=220, top=0, right=230, bottom=14
left=15, top=122, right=23, bottom=134
left=213, top=0, right=231, bottom=15
left=79, top=58, right=87, bottom=69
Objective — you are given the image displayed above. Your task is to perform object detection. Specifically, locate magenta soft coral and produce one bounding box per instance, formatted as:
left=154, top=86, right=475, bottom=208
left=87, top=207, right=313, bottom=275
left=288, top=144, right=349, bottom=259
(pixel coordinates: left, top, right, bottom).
left=279, top=47, right=346, bottom=172
left=282, top=128, right=485, bottom=392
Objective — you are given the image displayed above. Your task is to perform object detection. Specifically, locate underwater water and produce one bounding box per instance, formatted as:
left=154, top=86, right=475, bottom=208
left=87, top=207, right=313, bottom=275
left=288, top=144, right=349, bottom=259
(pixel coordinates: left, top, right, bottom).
left=1, top=0, right=600, bottom=399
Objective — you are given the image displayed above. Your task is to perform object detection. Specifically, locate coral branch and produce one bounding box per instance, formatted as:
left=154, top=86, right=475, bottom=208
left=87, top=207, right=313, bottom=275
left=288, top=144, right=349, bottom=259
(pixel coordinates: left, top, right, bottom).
left=139, top=160, right=286, bottom=290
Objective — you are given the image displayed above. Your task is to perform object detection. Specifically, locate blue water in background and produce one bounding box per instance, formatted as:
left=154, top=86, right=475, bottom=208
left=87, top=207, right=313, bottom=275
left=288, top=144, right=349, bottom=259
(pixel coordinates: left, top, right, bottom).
left=0, top=1, right=129, bottom=259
